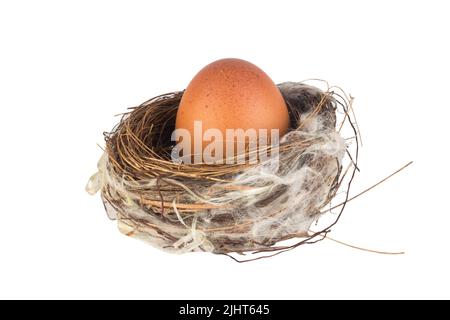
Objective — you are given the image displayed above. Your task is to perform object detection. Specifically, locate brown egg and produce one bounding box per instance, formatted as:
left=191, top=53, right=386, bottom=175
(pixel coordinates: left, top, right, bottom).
left=174, top=58, right=290, bottom=163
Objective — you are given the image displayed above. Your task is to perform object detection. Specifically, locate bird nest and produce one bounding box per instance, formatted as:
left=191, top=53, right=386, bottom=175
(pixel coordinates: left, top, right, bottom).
left=86, top=81, right=359, bottom=261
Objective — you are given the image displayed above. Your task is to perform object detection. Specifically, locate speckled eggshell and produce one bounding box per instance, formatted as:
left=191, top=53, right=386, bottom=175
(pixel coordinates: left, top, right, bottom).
left=175, top=58, right=290, bottom=156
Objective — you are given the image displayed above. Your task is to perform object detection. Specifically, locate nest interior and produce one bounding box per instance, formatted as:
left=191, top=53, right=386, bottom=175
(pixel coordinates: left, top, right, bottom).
left=87, top=82, right=356, bottom=258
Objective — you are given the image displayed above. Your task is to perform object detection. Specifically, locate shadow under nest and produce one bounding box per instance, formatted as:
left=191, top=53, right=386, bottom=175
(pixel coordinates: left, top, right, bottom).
left=95, top=82, right=357, bottom=261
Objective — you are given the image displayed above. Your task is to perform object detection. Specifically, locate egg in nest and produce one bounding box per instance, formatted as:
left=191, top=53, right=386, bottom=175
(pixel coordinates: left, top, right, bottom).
left=174, top=58, right=290, bottom=164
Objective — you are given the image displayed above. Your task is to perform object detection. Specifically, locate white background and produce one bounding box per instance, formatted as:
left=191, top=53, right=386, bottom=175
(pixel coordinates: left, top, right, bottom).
left=0, top=0, right=448, bottom=299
